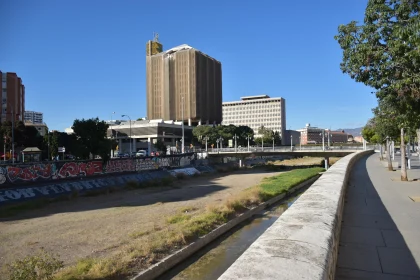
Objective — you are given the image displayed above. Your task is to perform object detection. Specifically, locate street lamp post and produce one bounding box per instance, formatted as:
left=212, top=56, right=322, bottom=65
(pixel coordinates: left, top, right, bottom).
left=216, top=139, right=220, bottom=152
left=327, top=131, right=330, bottom=147
left=290, top=135, right=293, bottom=151
left=233, top=134, right=239, bottom=153
left=121, top=114, right=132, bottom=156
left=272, top=135, right=275, bottom=152
left=218, top=137, right=224, bottom=152
left=204, top=136, right=209, bottom=152
left=262, top=137, right=264, bottom=152
left=246, top=135, right=252, bottom=152
left=320, top=130, right=325, bottom=151
left=181, top=96, right=185, bottom=154
left=299, top=136, right=302, bottom=150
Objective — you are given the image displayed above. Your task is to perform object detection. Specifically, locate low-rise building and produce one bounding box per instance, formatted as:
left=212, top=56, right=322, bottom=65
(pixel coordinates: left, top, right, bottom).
left=298, top=124, right=350, bottom=145
left=107, top=119, right=193, bottom=155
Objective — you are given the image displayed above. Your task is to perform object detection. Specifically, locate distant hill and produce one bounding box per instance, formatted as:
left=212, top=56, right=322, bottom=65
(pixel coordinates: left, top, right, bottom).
left=337, top=127, right=363, bottom=136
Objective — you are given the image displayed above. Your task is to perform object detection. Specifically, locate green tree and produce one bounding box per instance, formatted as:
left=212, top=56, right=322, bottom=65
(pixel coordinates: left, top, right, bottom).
left=72, top=118, right=111, bottom=161
left=154, top=139, right=167, bottom=155
left=335, top=0, right=420, bottom=181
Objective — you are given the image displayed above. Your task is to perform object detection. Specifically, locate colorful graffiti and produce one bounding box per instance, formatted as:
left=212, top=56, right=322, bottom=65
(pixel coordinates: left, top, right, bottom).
left=58, top=161, right=103, bottom=178
left=0, top=153, right=197, bottom=186
left=135, top=158, right=159, bottom=171
left=105, top=159, right=135, bottom=173
left=0, top=170, right=172, bottom=205
left=168, top=167, right=200, bottom=177
left=5, top=164, right=54, bottom=183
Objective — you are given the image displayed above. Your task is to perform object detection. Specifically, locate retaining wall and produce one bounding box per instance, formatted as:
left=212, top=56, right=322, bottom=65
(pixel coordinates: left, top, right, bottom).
left=218, top=150, right=374, bottom=280
left=0, top=166, right=202, bottom=206
left=0, top=153, right=195, bottom=187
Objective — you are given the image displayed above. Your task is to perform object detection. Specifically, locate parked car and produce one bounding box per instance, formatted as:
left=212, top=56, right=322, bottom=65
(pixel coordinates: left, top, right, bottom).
left=136, top=150, right=147, bottom=157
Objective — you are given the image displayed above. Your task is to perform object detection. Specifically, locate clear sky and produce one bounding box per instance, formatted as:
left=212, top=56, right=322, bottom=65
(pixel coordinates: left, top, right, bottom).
left=0, top=0, right=377, bottom=131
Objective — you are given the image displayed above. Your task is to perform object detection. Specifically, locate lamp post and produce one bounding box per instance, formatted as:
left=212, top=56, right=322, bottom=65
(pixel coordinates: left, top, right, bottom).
left=290, top=135, right=293, bottom=151
left=111, top=111, right=115, bottom=124
left=181, top=96, right=185, bottom=154
left=3, top=135, right=6, bottom=163
left=121, top=114, right=132, bottom=156
left=320, top=130, right=325, bottom=151
left=262, top=137, right=264, bottom=152
left=272, top=134, right=275, bottom=152
left=246, top=135, right=252, bottom=152
left=218, top=137, right=224, bottom=152
left=204, top=136, right=209, bottom=152
left=327, top=131, right=330, bottom=147
left=233, top=134, right=239, bottom=153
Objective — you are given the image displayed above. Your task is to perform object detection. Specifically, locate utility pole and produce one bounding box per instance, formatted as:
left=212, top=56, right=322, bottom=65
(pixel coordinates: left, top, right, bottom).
left=290, top=135, right=293, bottom=151
left=3, top=135, right=6, bottom=163
left=181, top=96, right=185, bottom=154
left=321, top=130, right=325, bottom=151
left=11, top=108, right=15, bottom=164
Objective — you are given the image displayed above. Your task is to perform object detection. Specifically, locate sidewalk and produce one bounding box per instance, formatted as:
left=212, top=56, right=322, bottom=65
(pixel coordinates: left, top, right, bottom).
left=336, top=153, right=420, bottom=279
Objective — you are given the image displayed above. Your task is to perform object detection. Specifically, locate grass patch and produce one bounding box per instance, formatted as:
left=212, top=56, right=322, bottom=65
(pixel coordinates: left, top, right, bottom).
left=167, top=213, right=191, bottom=224
left=27, top=167, right=323, bottom=280
left=6, top=249, right=63, bottom=280
left=129, top=230, right=151, bottom=239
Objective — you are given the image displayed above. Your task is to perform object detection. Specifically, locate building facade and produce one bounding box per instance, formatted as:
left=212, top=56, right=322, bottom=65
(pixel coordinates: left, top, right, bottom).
left=222, top=95, right=286, bottom=143
left=298, top=124, right=350, bottom=144
left=146, top=40, right=222, bottom=126
left=106, top=119, right=193, bottom=155
left=24, top=111, right=43, bottom=124
left=24, top=122, right=48, bottom=136
left=0, top=71, right=25, bottom=122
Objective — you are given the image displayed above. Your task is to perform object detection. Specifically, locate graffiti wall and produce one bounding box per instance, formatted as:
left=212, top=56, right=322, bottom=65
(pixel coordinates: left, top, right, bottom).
left=168, top=167, right=200, bottom=177
left=0, top=153, right=197, bottom=186
left=0, top=170, right=172, bottom=205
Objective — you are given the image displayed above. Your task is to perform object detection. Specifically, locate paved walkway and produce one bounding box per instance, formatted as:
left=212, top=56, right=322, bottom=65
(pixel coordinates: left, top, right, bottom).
left=336, top=153, right=420, bottom=280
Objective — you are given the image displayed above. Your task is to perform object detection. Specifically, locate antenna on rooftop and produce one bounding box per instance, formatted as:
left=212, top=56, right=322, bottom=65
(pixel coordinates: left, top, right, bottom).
left=153, top=32, right=159, bottom=42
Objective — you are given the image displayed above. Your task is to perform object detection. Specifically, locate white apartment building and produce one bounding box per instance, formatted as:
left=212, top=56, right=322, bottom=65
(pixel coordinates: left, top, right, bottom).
left=24, top=111, right=43, bottom=124
left=222, top=95, right=286, bottom=144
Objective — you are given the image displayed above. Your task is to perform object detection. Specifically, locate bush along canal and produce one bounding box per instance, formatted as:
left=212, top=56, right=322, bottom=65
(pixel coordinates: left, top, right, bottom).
left=160, top=193, right=304, bottom=280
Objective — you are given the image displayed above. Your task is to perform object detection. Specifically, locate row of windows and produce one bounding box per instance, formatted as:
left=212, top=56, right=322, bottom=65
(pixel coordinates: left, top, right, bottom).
left=223, top=105, right=280, bottom=111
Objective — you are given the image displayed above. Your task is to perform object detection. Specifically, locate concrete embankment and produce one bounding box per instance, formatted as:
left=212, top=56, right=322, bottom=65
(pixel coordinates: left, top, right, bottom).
left=218, top=150, right=374, bottom=280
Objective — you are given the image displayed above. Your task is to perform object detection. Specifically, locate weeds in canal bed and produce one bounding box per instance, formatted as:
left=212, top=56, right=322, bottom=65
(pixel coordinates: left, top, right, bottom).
left=16, top=167, right=323, bottom=280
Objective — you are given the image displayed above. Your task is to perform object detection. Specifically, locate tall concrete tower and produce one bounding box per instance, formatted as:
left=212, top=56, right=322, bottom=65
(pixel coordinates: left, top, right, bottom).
left=146, top=38, right=222, bottom=126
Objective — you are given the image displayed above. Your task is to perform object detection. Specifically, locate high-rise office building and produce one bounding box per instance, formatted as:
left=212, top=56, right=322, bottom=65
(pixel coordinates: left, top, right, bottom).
left=0, top=71, right=25, bottom=122
left=146, top=37, right=222, bottom=125
left=24, top=111, right=43, bottom=124
left=222, top=95, right=286, bottom=143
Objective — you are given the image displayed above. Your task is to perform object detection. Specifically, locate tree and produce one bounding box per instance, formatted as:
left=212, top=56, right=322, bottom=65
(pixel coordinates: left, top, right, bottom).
left=72, top=118, right=111, bottom=161
left=192, top=124, right=255, bottom=148
left=154, top=139, right=167, bottom=155
left=335, top=0, right=420, bottom=181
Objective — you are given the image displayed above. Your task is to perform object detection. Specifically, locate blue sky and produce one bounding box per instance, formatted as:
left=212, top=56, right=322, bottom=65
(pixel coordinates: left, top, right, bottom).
left=0, top=0, right=377, bottom=131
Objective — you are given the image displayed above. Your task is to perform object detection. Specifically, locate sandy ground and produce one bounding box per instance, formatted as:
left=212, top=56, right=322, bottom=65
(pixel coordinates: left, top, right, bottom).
left=0, top=169, right=283, bottom=268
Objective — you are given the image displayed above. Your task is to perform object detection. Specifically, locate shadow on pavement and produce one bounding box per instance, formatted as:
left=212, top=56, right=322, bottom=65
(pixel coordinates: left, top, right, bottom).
left=336, top=155, right=420, bottom=279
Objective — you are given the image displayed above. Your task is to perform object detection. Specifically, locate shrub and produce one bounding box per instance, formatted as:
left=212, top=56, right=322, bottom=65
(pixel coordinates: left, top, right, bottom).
left=175, top=172, right=187, bottom=180
left=160, top=176, right=174, bottom=186
left=6, top=249, right=64, bottom=280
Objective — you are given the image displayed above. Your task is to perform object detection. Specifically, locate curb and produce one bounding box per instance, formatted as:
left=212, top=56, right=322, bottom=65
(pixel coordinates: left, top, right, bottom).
left=130, top=174, right=321, bottom=280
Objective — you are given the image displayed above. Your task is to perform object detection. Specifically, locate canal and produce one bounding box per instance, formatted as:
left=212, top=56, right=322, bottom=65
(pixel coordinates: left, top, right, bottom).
left=160, top=192, right=302, bottom=280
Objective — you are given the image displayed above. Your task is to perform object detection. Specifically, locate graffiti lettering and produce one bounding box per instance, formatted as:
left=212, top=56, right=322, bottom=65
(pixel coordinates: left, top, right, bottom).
left=105, top=159, right=135, bottom=173
left=135, top=158, right=158, bottom=171
left=169, top=167, right=200, bottom=177
left=6, top=164, right=53, bottom=183
left=58, top=161, right=103, bottom=178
